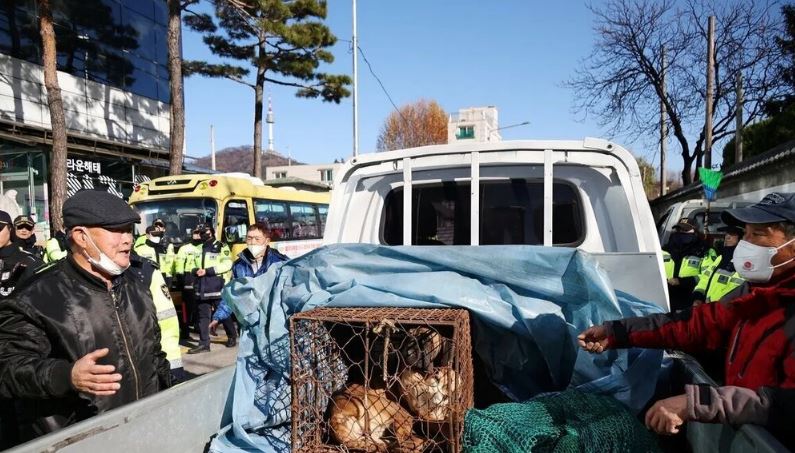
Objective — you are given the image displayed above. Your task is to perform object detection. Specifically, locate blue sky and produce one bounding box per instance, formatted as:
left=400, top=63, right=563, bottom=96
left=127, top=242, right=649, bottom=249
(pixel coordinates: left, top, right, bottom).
left=182, top=1, right=652, bottom=165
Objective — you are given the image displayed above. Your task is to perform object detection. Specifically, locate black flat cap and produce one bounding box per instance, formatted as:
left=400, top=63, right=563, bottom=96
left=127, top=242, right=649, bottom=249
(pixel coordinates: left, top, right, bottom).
left=0, top=210, right=10, bottom=226
left=63, top=190, right=140, bottom=229
left=722, top=192, right=795, bottom=226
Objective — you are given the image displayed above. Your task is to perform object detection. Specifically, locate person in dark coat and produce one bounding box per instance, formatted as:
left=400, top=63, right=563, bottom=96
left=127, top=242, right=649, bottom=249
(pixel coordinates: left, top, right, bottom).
left=0, top=191, right=171, bottom=447
left=208, top=223, right=288, bottom=344
left=12, top=215, right=44, bottom=258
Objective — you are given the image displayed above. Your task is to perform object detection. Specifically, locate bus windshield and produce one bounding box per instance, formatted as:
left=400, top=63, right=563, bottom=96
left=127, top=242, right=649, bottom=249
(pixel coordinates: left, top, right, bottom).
left=132, top=198, right=218, bottom=245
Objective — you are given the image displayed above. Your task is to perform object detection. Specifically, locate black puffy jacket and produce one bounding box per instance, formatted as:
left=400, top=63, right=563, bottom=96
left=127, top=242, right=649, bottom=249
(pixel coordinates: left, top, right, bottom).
left=0, top=255, right=171, bottom=440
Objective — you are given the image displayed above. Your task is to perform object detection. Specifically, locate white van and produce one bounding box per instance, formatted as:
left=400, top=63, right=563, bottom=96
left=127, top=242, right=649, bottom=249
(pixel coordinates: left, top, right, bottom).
left=323, top=138, right=669, bottom=309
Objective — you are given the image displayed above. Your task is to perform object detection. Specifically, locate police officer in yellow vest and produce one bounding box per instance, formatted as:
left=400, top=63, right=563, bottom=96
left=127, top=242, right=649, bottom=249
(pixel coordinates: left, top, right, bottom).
left=134, top=225, right=176, bottom=286
left=134, top=218, right=166, bottom=249
left=692, top=225, right=746, bottom=305
left=43, top=230, right=68, bottom=263
left=127, top=252, right=184, bottom=381
left=664, top=220, right=707, bottom=311
left=184, top=224, right=233, bottom=354
left=174, top=227, right=204, bottom=339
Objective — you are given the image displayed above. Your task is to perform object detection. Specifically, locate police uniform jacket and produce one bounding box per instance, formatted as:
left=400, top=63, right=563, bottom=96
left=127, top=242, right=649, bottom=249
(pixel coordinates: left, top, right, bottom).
left=0, top=244, right=42, bottom=299
left=0, top=255, right=171, bottom=434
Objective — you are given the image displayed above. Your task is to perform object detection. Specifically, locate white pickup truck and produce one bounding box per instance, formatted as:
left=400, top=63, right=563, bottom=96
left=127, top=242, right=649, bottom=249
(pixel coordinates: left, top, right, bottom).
left=9, top=139, right=787, bottom=452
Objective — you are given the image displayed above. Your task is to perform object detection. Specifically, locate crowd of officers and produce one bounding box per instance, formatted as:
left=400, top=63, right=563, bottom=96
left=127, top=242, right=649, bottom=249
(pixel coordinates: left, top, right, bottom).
left=0, top=189, right=287, bottom=449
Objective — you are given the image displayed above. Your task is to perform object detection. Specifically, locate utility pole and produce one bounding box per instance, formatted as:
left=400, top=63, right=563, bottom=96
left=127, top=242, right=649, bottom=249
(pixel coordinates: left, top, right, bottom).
left=210, top=124, right=216, bottom=171
left=352, top=0, right=359, bottom=157
left=735, top=72, right=743, bottom=164
left=660, top=45, right=667, bottom=196
left=704, top=16, right=715, bottom=170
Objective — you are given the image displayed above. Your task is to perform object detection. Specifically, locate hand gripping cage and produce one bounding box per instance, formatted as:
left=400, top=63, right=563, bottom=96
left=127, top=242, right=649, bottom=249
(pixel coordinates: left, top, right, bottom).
left=290, top=307, right=473, bottom=452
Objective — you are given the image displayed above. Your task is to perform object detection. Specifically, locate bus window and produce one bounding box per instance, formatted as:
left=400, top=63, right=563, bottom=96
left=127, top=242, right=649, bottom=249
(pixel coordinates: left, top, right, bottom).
left=288, top=203, right=320, bottom=239
left=223, top=200, right=249, bottom=244
left=133, top=198, right=217, bottom=246
left=254, top=199, right=289, bottom=240
left=318, top=205, right=328, bottom=231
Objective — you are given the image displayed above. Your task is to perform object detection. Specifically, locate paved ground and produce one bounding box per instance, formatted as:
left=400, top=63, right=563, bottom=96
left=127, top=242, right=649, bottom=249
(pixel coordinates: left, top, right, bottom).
left=180, top=326, right=238, bottom=379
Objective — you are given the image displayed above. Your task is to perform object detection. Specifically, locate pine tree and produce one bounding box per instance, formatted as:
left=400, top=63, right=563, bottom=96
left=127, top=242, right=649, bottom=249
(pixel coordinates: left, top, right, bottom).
left=184, top=0, right=351, bottom=178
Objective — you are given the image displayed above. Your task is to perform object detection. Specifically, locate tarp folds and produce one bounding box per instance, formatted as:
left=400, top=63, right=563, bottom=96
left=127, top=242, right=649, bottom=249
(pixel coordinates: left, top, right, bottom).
left=210, top=244, right=665, bottom=453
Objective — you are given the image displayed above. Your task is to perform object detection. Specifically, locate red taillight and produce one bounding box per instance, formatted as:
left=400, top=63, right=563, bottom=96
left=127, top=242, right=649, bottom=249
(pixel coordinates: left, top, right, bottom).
left=134, top=185, right=140, bottom=192
left=209, top=179, right=218, bottom=187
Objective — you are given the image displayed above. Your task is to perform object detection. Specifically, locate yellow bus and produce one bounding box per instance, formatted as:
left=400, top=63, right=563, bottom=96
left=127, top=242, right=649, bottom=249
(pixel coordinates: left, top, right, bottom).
left=128, top=173, right=331, bottom=258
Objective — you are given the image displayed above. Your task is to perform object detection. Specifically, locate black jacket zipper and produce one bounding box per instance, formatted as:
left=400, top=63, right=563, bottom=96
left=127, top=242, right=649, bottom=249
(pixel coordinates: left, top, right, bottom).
left=111, top=289, right=140, bottom=400
left=727, top=320, right=746, bottom=365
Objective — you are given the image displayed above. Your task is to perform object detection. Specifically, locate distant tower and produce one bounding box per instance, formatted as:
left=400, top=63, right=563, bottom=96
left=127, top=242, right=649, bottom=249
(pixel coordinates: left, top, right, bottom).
left=267, top=96, right=275, bottom=152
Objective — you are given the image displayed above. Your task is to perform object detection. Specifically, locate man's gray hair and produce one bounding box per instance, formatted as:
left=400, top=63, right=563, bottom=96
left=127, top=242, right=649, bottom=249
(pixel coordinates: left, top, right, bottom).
left=774, top=222, right=795, bottom=238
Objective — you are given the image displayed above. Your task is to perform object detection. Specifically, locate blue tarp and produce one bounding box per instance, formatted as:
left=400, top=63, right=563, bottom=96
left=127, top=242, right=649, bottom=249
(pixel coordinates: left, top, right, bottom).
left=209, top=244, right=665, bottom=453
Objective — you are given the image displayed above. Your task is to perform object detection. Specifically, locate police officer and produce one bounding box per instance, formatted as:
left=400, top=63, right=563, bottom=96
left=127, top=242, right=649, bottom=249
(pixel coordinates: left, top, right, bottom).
left=128, top=252, right=184, bottom=382
left=0, top=210, right=42, bottom=300
left=135, top=218, right=166, bottom=249
left=44, top=229, right=68, bottom=263
left=692, top=225, right=745, bottom=305
left=174, top=227, right=203, bottom=339
left=663, top=221, right=706, bottom=310
left=134, top=225, right=176, bottom=287
left=185, top=224, right=233, bottom=354
left=12, top=215, right=44, bottom=259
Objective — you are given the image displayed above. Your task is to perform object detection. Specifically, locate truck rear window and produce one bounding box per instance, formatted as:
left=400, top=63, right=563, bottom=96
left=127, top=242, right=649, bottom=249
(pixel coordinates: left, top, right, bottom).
left=381, top=180, right=584, bottom=246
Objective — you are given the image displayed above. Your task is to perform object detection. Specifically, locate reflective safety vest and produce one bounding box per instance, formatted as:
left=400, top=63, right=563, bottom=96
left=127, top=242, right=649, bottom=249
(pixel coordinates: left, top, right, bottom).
left=134, top=241, right=176, bottom=277
left=706, top=269, right=746, bottom=303
left=44, top=237, right=67, bottom=263
left=175, top=242, right=202, bottom=289
left=693, top=254, right=722, bottom=296
left=678, top=255, right=702, bottom=278
left=148, top=268, right=182, bottom=371
left=663, top=251, right=675, bottom=279
left=134, top=235, right=147, bottom=249
left=183, top=241, right=233, bottom=300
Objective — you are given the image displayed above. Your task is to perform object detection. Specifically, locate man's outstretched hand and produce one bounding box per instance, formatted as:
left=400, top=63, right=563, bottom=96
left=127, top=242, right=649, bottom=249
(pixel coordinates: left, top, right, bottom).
left=71, top=348, right=122, bottom=396
left=577, top=325, right=610, bottom=353
left=645, top=394, right=689, bottom=435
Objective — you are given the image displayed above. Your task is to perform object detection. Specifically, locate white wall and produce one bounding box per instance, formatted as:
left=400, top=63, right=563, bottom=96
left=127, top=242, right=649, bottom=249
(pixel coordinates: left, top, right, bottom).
left=0, top=54, right=170, bottom=151
left=266, top=163, right=342, bottom=184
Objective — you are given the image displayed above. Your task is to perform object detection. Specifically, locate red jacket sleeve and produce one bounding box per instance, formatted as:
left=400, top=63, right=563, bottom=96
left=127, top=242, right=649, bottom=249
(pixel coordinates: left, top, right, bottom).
left=606, top=301, right=739, bottom=354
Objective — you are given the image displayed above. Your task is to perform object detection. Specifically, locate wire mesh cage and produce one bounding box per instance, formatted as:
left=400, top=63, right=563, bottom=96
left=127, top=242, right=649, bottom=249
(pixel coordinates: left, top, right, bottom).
left=290, top=307, right=473, bottom=453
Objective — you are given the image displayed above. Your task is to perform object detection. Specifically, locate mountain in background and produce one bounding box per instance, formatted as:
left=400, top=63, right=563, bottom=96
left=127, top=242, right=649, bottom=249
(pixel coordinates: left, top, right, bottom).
left=191, top=146, right=303, bottom=175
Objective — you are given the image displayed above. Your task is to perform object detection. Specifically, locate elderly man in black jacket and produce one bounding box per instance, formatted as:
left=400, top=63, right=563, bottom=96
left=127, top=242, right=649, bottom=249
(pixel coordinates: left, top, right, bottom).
left=0, top=190, right=171, bottom=447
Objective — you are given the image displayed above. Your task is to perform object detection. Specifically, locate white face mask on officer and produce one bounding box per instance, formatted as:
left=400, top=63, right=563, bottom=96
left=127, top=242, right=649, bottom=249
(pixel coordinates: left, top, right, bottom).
left=81, top=229, right=129, bottom=276
left=148, top=235, right=162, bottom=244
left=732, top=238, right=795, bottom=283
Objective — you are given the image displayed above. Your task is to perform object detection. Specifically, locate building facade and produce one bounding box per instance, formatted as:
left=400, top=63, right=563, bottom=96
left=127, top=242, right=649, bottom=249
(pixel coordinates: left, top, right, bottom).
left=265, top=163, right=342, bottom=188
left=447, top=106, right=500, bottom=144
left=0, top=0, right=181, bottom=236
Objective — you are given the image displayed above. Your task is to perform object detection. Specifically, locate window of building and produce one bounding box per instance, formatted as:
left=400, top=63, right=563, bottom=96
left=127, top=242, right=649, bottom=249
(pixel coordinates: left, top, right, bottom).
left=274, top=171, right=287, bottom=178
left=319, top=168, right=333, bottom=182
left=456, top=125, right=475, bottom=140
left=381, top=180, right=584, bottom=246
left=0, top=0, right=170, bottom=102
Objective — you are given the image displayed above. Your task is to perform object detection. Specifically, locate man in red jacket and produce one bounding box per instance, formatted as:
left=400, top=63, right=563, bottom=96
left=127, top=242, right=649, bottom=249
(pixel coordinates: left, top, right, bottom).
left=578, top=192, right=795, bottom=442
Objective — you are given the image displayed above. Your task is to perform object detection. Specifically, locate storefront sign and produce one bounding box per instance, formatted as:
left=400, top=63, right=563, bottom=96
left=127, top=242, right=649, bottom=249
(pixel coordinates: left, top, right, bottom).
left=67, top=158, right=102, bottom=174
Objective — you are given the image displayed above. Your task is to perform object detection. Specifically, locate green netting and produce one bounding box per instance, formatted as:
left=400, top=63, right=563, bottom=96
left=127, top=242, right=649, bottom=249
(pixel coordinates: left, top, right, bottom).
left=462, top=390, right=660, bottom=453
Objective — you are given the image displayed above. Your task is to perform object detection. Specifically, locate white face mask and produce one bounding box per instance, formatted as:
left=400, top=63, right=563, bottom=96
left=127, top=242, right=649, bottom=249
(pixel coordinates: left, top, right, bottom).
left=82, top=230, right=128, bottom=276
left=247, top=244, right=266, bottom=258
left=148, top=235, right=161, bottom=244
left=732, top=238, right=795, bottom=283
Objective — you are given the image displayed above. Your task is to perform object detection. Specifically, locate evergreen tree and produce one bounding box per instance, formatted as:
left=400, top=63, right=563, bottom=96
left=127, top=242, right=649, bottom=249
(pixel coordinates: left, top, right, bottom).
left=185, top=0, right=350, bottom=178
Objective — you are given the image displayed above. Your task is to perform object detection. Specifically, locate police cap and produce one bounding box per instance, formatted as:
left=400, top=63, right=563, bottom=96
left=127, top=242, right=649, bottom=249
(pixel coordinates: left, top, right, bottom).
left=63, top=190, right=140, bottom=230
left=14, top=215, right=35, bottom=228
left=0, top=210, right=10, bottom=228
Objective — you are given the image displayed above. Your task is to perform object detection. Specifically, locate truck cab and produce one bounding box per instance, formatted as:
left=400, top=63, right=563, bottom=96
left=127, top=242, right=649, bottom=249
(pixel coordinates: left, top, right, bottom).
left=324, top=138, right=669, bottom=309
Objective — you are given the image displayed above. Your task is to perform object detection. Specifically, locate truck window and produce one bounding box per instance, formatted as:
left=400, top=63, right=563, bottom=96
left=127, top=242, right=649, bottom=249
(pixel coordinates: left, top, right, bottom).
left=381, top=180, right=584, bottom=246
left=222, top=200, right=249, bottom=244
